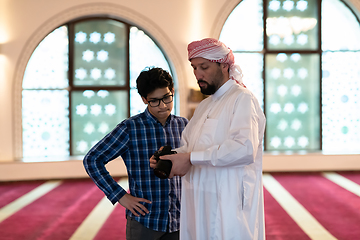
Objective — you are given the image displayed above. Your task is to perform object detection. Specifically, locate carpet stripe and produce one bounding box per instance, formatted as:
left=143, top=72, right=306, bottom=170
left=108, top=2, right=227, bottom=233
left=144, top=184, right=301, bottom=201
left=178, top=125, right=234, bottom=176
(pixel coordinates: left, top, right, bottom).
left=69, top=178, right=128, bottom=240
left=0, top=181, right=45, bottom=208
left=264, top=187, right=310, bottom=240
left=338, top=171, right=360, bottom=185
left=263, top=174, right=337, bottom=240
left=94, top=204, right=127, bottom=240
left=323, top=172, right=360, bottom=197
left=0, top=180, right=62, bottom=223
left=93, top=178, right=129, bottom=240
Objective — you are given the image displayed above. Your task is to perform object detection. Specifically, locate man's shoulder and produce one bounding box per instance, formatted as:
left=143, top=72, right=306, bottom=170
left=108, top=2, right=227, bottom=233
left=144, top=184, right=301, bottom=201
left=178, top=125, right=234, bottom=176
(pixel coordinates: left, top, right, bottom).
left=230, top=84, right=256, bottom=98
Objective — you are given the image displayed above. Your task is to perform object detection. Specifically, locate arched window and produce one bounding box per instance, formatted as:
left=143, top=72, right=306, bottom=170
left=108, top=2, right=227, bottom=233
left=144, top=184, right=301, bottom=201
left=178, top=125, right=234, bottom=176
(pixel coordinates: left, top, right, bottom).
left=22, top=17, right=175, bottom=159
left=220, top=0, right=360, bottom=153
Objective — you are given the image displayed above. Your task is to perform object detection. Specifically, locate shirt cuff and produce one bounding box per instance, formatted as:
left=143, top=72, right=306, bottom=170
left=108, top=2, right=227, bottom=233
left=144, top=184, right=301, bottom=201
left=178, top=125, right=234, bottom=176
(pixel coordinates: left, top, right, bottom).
left=190, top=151, right=205, bottom=165
left=108, top=187, right=127, bottom=205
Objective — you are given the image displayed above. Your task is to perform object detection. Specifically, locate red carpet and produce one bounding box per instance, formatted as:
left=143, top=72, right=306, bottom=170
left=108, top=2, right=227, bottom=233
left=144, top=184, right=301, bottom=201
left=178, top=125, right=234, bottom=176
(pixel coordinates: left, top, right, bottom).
left=264, top=187, right=310, bottom=240
left=338, top=171, right=360, bottom=185
left=0, top=181, right=45, bottom=208
left=0, top=179, right=106, bottom=240
left=94, top=205, right=127, bottom=240
left=272, top=173, right=360, bottom=240
left=0, top=172, right=359, bottom=239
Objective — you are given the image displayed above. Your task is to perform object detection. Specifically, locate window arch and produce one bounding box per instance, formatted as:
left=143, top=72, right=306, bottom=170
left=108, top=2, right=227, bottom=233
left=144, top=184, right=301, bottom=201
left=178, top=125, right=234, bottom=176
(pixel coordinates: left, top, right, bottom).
left=22, top=17, right=176, bottom=159
left=220, top=0, right=360, bottom=153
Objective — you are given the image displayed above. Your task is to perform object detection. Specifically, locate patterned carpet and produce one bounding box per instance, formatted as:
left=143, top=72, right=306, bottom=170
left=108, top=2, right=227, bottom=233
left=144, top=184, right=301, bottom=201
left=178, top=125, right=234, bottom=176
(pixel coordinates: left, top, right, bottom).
left=0, top=172, right=359, bottom=240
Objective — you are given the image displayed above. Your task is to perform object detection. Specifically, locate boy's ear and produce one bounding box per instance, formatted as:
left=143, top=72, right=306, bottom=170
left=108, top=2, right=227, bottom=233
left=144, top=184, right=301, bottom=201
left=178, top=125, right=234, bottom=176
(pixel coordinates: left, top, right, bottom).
left=141, top=96, right=148, bottom=105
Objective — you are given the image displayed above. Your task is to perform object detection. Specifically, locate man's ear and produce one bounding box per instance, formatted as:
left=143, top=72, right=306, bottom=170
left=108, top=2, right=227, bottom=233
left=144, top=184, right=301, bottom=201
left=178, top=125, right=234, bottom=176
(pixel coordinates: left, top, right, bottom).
left=219, top=63, right=230, bottom=77
left=221, top=63, right=229, bottom=72
left=141, top=96, right=148, bottom=105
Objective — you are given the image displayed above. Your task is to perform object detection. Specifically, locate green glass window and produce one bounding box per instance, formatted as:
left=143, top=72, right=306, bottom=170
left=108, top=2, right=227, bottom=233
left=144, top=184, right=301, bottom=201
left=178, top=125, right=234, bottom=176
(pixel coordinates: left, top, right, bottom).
left=71, top=90, right=128, bottom=155
left=220, top=0, right=360, bottom=153
left=22, top=18, right=175, bottom=158
left=266, top=0, right=318, bottom=50
left=266, top=53, right=320, bottom=150
left=73, top=20, right=127, bottom=86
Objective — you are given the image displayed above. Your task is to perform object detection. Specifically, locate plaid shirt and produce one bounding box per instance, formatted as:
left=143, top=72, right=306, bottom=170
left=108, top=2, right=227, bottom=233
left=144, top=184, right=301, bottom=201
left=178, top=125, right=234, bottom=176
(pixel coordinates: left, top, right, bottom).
left=83, top=108, right=188, bottom=232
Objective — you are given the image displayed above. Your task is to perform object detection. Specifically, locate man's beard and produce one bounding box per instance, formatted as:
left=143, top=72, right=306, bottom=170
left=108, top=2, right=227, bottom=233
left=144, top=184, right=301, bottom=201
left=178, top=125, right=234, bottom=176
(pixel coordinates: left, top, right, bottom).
left=198, top=67, right=224, bottom=95
left=198, top=81, right=217, bottom=95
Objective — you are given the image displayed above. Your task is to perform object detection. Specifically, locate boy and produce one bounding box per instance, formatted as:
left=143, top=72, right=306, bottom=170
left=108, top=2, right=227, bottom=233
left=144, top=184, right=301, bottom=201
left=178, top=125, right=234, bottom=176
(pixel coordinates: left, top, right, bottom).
left=84, top=67, right=188, bottom=240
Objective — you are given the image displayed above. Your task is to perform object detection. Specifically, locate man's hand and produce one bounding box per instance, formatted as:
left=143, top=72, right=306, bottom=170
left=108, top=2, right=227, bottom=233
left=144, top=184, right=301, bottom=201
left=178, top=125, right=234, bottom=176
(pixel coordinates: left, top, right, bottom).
left=160, top=153, right=192, bottom=178
left=118, top=193, right=151, bottom=217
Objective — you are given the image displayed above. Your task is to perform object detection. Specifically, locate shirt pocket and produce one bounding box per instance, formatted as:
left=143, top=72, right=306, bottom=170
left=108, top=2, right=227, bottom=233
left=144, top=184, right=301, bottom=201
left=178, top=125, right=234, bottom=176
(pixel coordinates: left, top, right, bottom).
left=198, top=118, right=218, bottom=147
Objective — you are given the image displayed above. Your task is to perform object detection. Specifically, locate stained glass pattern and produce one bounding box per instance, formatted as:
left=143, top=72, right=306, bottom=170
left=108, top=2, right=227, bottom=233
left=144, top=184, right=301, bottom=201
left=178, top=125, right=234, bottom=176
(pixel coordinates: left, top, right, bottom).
left=219, top=0, right=263, bottom=51
left=265, top=53, right=320, bottom=151
left=220, top=0, right=360, bottom=153
left=23, top=26, right=68, bottom=89
left=73, top=20, right=127, bottom=86
left=22, top=26, right=69, bottom=159
left=22, top=90, right=69, bottom=158
left=322, top=52, right=360, bottom=152
left=71, top=90, right=128, bottom=155
left=322, top=0, right=360, bottom=51
left=22, top=20, right=175, bottom=159
left=266, top=0, right=318, bottom=50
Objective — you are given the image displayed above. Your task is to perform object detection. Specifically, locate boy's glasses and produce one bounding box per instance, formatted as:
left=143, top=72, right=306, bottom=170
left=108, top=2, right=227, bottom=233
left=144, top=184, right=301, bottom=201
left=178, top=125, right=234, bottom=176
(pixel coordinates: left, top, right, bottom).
left=147, top=94, right=174, bottom=107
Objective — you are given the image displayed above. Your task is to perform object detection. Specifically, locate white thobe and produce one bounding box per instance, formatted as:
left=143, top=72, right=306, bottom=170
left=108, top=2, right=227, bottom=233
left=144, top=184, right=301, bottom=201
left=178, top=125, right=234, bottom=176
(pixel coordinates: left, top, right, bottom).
left=177, top=80, right=266, bottom=240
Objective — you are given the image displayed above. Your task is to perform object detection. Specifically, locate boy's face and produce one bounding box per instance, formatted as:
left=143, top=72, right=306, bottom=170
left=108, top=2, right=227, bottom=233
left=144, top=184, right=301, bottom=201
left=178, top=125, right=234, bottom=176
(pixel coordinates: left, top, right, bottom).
left=142, top=87, right=174, bottom=124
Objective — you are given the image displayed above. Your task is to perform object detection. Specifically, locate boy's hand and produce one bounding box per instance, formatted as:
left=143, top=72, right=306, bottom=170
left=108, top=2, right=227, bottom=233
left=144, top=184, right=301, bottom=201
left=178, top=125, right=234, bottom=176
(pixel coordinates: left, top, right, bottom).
left=149, top=146, right=166, bottom=169
left=118, top=193, right=151, bottom=216
left=149, top=154, right=157, bottom=169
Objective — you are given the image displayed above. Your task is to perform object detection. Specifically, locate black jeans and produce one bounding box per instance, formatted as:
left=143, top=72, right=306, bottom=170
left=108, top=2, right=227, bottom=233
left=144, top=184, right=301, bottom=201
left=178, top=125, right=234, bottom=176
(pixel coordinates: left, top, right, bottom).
left=126, top=216, right=179, bottom=240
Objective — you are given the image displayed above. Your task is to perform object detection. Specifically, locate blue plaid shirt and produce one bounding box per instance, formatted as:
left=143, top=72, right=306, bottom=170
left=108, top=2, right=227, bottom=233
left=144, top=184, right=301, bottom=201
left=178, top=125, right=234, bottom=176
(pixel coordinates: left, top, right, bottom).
left=83, top=108, right=188, bottom=232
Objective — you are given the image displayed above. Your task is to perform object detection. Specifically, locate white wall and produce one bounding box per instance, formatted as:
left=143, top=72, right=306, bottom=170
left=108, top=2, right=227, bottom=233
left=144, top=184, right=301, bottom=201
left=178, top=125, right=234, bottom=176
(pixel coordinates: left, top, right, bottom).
left=0, top=0, right=359, bottom=179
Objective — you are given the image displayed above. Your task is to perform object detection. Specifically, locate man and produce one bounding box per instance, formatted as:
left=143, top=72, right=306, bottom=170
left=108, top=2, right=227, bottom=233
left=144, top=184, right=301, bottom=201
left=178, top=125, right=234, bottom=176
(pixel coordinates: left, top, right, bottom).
left=84, top=67, right=188, bottom=240
left=150, top=38, right=266, bottom=239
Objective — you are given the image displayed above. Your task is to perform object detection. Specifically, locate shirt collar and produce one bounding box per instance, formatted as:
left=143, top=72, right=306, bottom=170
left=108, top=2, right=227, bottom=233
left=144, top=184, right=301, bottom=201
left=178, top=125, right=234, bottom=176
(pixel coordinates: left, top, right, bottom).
left=144, top=107, right=173, bottom=126
left=212, top=79, right=235, bottom=101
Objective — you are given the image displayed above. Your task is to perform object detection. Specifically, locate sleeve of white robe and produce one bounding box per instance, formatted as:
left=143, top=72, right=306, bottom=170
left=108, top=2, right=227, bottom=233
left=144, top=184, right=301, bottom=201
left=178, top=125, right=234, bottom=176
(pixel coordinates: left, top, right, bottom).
left=191, top=91, right=262, bottom=167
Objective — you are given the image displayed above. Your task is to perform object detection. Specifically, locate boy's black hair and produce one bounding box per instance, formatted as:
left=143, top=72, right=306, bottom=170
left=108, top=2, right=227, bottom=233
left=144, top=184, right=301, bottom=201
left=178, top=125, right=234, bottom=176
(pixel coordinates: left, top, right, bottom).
left=136, top=67, right=174, bottom=98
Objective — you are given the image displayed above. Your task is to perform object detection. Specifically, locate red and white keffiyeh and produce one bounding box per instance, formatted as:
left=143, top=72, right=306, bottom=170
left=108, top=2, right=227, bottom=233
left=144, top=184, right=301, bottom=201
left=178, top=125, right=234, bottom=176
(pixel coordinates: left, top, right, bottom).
left=187, top=38, right=245, bottom=87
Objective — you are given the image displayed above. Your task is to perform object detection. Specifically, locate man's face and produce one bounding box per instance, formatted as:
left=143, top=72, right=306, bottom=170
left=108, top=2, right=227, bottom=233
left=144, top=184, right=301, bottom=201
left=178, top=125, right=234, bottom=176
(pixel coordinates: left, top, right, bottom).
left=190, top=57, right=227, bottom=95
left=142, top=87, right=174, bottom=124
